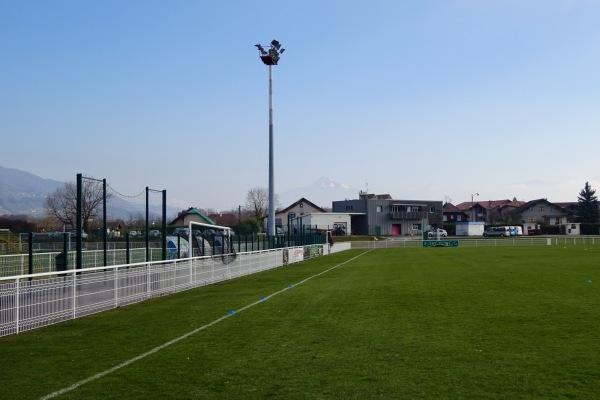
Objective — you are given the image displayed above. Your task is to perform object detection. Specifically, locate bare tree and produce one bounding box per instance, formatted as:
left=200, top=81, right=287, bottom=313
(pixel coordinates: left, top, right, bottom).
left=245, top=186, right=280, bottom=226
left=46, top=180, right=111, bottom=232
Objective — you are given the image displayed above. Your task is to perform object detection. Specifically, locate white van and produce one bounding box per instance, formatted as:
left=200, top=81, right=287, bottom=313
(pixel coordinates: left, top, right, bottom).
left=508, top=226, right=523, bottom=236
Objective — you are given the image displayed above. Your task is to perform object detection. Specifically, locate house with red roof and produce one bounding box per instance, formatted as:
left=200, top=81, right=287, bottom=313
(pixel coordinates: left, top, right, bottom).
left=455, top=199, right=525, bottom=223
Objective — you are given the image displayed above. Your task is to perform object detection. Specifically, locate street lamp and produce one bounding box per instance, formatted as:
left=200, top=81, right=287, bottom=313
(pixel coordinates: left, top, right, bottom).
left=255, top=40, right=285, bottom=237
left=471, top=193, right=479, bottom=221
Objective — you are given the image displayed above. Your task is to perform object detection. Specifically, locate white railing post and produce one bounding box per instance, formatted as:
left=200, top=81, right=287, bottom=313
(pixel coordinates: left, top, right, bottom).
left=146, top=263, right=151, bottom=299
left=114, top=268, right=118, bottom=308
left=15, top=277, right=20, bottom=334
left=72, top=270, right=77, bottom=320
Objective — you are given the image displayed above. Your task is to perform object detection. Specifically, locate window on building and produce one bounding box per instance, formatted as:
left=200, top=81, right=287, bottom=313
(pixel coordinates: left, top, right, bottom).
left=443, top=215, right=447, bottom=221
left=412, top=223, right=421, bottom=230
left=528, top=217, right=535, bottom=223
left=346, top=206, right=353, bottom=211
left=457, top=215, right=462, bottom=221
left=288, top=212, right=296, bottom=221
left=539, top=206, right=544, bottom=211
left=299, top=203, right=303, bottom=208
left=376, top=206, right=382, bottom=212
left=430, top=206, right=435, bottom=213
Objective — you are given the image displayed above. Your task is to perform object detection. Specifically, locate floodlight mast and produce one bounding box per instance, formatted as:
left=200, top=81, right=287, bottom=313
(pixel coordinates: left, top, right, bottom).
left=255, top=40, right=285, bottom=237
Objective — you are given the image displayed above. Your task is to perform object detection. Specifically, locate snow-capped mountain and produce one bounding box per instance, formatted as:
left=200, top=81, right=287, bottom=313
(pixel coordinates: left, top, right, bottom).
left=279, top=177, right=357, bottom=209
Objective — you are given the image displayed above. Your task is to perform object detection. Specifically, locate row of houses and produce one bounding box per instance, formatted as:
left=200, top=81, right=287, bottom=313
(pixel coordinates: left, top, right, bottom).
left=276, top=195, right=592, bottom=236
left=172, top=193, right=586, bottom=237
left=446, top=198, right=578, bottom=225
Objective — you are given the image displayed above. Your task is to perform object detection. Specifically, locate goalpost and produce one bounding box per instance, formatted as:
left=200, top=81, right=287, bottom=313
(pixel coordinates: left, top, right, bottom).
left=187, top=221, right=237, bottom=264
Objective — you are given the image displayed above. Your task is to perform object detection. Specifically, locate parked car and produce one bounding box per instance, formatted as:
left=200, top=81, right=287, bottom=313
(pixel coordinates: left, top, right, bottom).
left=428, top=228, right=448, bottom=238
left=483, top=227, right=507, bottom=237
left=173, top=227, right=190, bottom=237
left=148, top=229, right=161, bottom=238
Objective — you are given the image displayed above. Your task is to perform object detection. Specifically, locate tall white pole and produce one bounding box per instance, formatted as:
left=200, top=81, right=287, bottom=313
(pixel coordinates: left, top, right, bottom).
left=268, top=64, right=275, bottom=236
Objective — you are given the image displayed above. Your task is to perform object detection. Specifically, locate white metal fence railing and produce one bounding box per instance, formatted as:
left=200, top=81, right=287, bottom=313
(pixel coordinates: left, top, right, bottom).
left=0, top=244, right=335, bottom=338
left=348, top=236, right=600, bottom=249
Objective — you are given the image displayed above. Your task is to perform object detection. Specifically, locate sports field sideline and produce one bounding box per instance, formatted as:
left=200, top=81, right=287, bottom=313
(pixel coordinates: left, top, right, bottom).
left=1, top=246, right=599, bottom=399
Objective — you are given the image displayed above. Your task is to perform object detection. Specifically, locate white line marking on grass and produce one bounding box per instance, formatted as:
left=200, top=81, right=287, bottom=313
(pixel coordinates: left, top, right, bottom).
left=40, top=249, right=372, bottom=399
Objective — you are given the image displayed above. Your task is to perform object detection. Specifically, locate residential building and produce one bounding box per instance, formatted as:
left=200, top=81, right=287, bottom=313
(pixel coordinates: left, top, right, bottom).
left=275, top=198, right=326, bottom=230
left=455, top=199, right=525, bottom=223
left=442, top=203, right=469, bottom=223
left=555, top=202, right=579, bottom=220
left=512, top=199, right=573, bottom=229
left=332, top=192, right=442, bottom=236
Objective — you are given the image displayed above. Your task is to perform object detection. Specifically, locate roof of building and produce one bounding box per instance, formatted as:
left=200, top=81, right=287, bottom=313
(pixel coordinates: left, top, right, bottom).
left=169, top=207, right=215, bottom=226
left=276, top=197, right=327, bottom=214
left=455, top=199, right=524, bottom=211
left=443, top=203, right=468, bottom=214
left=511, top=198, right=572, bottom=214
left=554, top=202, right=578, bottom=210
left=208, top=213, right=237, bottom=225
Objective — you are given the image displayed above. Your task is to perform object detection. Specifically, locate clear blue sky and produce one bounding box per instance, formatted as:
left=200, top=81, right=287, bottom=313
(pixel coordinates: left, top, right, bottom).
left=2, top=1, right=599, bottom=210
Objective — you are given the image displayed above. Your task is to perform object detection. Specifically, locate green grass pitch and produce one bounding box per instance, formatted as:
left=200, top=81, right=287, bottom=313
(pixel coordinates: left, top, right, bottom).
left=1, top=246, right=599, bottom=399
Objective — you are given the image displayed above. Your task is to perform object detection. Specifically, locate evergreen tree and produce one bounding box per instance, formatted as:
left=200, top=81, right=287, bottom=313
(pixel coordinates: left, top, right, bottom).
left=577, top=182, right=600, bottom=223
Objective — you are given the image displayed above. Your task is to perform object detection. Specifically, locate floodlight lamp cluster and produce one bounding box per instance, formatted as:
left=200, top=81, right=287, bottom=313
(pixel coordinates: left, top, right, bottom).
left=255, top=40, right=285, bottom=65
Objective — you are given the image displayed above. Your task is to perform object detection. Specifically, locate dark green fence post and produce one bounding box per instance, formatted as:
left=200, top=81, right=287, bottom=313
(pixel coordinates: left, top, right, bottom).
left=126, top=233, right=130, bottom=265
left=28, top=232, right=33, bottom=279
left=63, top=232, right=68, bottom=270
left=76, top=173, right=82, bottom=270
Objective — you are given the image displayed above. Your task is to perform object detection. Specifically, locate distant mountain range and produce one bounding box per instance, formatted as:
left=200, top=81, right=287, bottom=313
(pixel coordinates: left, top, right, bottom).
left=0, top=165, right=180, bottom=219
left=0, top=166, right=61, bottom=216
left=0, top=166, right=359, bottom=219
